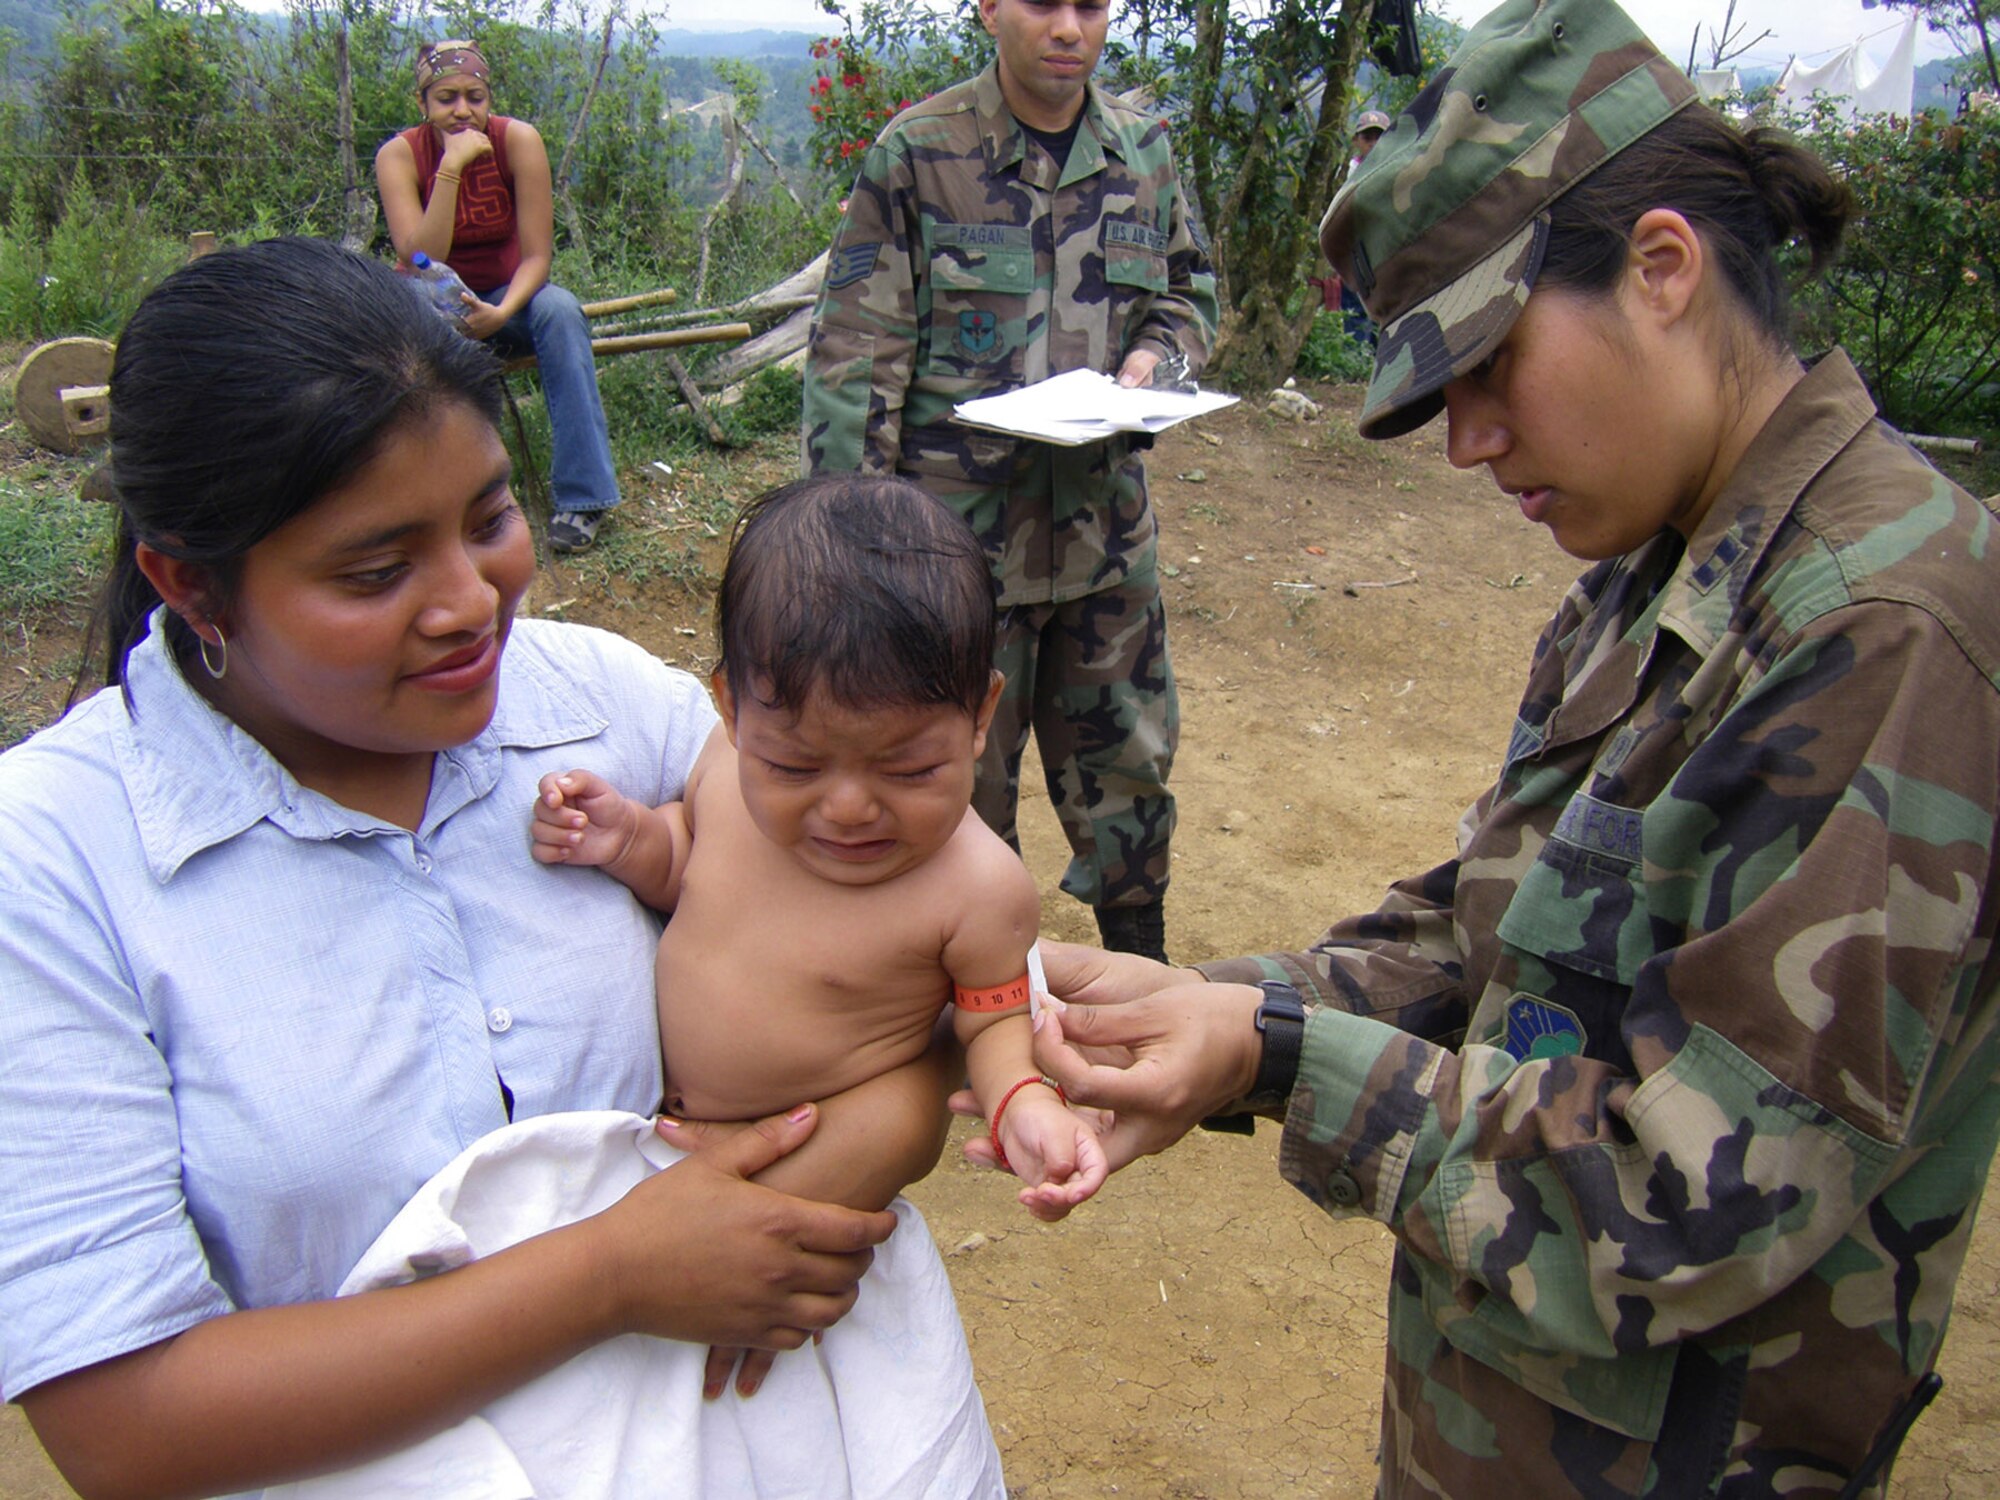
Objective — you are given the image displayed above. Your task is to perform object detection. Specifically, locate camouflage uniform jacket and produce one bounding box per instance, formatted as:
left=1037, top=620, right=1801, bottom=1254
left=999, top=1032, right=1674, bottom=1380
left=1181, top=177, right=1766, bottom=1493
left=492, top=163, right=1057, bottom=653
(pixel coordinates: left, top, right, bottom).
left=801, top=66, right=1218, bottom=607
left=1202, top=352, right=2000, bottom=1497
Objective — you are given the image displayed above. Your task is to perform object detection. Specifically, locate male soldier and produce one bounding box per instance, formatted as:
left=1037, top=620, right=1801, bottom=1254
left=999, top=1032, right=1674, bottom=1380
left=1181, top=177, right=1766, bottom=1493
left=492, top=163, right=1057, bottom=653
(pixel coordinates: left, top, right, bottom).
left=802, top=0, right=1218, bottom=963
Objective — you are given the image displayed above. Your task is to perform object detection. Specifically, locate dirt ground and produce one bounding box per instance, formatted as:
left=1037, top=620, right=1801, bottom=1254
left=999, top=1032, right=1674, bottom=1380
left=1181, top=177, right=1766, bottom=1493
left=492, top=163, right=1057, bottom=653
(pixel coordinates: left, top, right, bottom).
left=1, top=383, right=1995, bottom=1498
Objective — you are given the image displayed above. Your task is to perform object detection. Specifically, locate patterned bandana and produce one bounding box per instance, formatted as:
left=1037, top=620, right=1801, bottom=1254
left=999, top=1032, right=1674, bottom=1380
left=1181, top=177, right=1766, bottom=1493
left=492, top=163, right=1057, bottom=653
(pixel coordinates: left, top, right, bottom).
left=417, top=40, right=490, bottom=97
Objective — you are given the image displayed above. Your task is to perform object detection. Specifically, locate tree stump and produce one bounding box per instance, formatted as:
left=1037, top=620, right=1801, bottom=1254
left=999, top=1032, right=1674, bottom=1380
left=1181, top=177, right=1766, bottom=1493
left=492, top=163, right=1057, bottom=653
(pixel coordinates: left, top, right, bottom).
left=12, top=337, right=116, bottom=454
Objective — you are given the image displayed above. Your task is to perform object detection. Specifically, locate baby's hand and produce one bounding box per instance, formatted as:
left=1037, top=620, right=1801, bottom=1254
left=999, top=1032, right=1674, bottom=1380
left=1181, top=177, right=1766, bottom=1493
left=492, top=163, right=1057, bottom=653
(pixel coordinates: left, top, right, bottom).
left=531, top=768, right=637, bottom=868
left=993, top=1081, right=1109, bottom=1223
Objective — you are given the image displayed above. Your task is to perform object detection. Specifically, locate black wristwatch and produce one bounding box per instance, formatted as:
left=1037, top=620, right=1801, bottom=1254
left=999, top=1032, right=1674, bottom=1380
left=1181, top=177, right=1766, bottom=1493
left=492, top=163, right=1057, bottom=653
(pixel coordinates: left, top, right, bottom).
left=1199, top=980, right=1308, bottom=1133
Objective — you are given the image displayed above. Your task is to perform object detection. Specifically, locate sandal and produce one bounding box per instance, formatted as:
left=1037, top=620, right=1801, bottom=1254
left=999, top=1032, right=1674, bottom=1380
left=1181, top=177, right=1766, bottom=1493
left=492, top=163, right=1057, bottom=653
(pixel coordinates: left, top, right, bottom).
left=546, top=510, right=604, bottom=554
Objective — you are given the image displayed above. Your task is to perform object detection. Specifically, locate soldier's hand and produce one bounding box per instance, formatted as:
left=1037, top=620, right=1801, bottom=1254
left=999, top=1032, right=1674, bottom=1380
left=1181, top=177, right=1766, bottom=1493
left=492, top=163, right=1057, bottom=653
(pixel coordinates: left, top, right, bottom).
left=1115, top=348, right=1160, bottom=388
left=1031, top=982, right=1266, bottom=1169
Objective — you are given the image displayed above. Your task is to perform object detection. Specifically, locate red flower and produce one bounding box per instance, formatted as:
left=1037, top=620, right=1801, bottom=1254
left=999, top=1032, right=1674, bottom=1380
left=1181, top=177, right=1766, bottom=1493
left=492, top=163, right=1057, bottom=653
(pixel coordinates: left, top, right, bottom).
left=815, top=76, right=833, bottom=95
left=843, top=73, right=864, bottom=89
left=810, top=103, right=823, bottom=117
left=898, top=99, right=912, bottom=111
left=841, top=141, right=855, bottom=157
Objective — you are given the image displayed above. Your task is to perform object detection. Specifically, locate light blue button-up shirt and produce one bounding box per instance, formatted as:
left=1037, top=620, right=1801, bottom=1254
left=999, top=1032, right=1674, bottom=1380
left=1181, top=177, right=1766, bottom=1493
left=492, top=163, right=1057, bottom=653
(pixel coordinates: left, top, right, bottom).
left=0, top=614, right=716, bottom=1402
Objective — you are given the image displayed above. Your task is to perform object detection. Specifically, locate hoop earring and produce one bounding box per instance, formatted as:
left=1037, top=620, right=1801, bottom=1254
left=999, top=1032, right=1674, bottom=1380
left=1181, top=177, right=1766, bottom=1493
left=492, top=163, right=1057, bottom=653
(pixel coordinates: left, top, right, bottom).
left=198, top=627, right=229, bottom=682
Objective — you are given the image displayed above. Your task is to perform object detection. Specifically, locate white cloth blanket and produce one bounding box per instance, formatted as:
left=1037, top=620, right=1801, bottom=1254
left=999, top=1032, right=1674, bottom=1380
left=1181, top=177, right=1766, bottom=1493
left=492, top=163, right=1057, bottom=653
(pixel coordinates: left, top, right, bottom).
left=266, top=1111, right=1004, bottom=1500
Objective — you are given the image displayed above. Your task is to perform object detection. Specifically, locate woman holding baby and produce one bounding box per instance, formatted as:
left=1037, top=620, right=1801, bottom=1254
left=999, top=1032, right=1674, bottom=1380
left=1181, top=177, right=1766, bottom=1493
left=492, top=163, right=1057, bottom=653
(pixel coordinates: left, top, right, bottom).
left=0, top=237, right=991, bottom=1498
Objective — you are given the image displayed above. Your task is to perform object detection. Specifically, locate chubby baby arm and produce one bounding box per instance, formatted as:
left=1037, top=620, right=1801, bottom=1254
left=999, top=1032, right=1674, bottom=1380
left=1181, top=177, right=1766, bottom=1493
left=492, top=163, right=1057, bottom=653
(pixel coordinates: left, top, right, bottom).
left=532, top=767, right=693, bottom=911
left=945, top=850, right=1106, bottom=1219
left=677, top=1032, right=959, bottom=1213
left=959, top=1008, right=1109, bottom=1221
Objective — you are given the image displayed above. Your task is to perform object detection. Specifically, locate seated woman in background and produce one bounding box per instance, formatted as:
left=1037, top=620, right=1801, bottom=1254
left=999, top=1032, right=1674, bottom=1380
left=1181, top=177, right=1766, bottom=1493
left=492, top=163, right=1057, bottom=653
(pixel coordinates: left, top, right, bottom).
left=375, top=37, right=619, bottom=554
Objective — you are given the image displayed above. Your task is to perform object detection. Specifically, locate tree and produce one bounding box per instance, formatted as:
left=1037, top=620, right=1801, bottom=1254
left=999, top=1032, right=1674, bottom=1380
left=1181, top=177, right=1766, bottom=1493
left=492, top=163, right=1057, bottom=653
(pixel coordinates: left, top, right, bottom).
left=1683, top=0, right=1771, bottom=75
left=803, top=0, right=987, bottom=186
left=1162, top=0, right=1379, bottom=389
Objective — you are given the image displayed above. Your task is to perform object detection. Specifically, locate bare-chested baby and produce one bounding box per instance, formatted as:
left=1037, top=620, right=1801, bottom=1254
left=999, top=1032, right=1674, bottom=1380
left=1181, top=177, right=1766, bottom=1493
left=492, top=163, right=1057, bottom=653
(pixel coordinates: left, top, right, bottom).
left=531, top=474, right=1108, bottom=1228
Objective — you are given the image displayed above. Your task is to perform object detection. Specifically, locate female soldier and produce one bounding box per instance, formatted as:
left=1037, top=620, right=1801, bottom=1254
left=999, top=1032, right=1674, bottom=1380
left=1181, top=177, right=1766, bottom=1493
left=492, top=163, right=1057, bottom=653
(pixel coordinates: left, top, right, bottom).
left=375, top=38, right=619, bottom=554
left=1016, top=0, right=2000, bottom=1493
left=0, top=239, right=965, bottom=1498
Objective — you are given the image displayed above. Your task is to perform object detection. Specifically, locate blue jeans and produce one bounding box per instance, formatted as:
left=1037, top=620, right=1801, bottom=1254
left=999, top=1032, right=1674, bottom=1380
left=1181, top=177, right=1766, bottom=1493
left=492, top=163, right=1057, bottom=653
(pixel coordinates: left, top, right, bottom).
left=480, top=282, right=619, bottom=515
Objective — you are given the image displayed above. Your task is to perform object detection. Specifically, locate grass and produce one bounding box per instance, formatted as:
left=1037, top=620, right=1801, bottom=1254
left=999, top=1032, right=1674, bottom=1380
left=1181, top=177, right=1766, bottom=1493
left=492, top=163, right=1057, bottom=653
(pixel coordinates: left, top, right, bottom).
left=1930, top=445, right=2000, bottom=502
left=542, top=427, right=796, bottom=603
left=0, top=475, right=113, bottom=617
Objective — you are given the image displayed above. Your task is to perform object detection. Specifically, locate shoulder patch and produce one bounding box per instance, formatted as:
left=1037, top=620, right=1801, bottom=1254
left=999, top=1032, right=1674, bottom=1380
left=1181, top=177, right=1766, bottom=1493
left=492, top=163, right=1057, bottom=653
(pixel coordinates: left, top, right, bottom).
left=1503, top=995, right=1585, bottom=1062
left=826, top=242, right=882, bottom=291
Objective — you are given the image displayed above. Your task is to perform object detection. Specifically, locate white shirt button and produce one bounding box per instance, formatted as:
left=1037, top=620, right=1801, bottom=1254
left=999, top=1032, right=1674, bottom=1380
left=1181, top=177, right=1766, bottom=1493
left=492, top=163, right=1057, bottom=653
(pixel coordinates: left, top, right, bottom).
left=487, top=1007, right=513, bottom=1034
left=415, top=853, right=434, bottom=875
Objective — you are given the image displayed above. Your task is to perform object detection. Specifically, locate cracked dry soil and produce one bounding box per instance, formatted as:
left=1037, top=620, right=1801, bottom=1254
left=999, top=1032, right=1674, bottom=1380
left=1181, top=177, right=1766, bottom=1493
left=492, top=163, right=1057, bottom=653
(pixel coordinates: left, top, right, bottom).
left=1, top=384, right=1994, bottom=1498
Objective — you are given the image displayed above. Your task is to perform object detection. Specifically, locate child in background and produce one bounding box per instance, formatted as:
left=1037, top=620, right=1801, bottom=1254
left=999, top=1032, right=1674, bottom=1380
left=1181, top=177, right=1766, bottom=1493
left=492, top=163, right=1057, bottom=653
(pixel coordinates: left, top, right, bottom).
left=534, top=474, right=1108, bottom=1220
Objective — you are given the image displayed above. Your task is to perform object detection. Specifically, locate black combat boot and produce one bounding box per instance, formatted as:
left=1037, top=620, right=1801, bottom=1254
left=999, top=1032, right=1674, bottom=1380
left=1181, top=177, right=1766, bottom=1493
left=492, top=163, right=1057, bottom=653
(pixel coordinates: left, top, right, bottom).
left=1095, top=899, right=1168, bottom=964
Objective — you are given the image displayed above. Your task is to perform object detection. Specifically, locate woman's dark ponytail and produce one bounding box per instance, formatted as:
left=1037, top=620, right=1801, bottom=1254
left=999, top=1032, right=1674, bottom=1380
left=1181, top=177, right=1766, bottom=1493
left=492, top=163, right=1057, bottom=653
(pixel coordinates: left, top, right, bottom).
left=1539, top=104, right=1855, bottom=351
left=1746, top=126, right=1851, bottom=279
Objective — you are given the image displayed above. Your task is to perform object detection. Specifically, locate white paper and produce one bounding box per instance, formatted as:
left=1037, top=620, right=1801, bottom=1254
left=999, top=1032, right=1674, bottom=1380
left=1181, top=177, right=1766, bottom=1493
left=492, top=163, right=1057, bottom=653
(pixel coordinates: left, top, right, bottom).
left=953, top=368, right=1237, bottom=446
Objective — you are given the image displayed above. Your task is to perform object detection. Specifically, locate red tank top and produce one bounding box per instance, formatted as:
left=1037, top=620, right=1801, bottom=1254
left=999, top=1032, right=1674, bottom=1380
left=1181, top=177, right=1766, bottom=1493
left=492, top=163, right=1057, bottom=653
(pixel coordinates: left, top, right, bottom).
left=397, top=116, right=521, bottom=294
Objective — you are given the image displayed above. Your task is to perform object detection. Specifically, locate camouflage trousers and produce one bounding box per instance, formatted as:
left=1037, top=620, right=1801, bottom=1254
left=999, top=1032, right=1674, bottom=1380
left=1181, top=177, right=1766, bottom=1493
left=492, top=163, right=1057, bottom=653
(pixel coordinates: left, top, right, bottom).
left=976, top=558, right=1177, bottom=909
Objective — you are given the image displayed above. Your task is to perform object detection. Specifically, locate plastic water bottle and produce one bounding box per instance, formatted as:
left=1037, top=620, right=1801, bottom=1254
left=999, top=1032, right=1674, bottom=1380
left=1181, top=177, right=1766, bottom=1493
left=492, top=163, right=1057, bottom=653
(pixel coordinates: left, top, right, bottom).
left=409, top=251, right=475, bottom=327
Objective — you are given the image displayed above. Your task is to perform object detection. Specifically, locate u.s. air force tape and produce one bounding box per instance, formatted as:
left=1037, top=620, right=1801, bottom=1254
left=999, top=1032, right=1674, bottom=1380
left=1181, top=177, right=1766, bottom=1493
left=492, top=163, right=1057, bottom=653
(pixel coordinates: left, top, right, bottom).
left=953, top=974, right=1032, bottom=1013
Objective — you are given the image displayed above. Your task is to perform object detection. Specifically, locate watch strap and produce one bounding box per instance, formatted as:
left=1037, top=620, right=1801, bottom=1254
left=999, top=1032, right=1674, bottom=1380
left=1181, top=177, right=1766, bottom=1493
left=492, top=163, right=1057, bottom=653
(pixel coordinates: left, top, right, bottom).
left=1199, top=980, right=1307, bottom=1130
left=1243, top=980, right=1306, bottom=1112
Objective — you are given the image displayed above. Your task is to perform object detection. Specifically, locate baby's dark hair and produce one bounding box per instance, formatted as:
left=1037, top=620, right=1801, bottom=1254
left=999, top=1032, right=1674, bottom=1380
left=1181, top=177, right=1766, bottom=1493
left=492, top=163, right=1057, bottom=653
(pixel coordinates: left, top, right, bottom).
left=716, top=474, right=997, bottom=717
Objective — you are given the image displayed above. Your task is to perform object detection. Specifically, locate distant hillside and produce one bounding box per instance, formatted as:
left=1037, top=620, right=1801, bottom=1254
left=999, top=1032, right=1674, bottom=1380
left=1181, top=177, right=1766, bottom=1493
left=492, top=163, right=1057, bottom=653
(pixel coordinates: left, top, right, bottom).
left=0, top=11, right=822, bottom=67
left=655, top=28, right=820, bottom=59
left=0, top=0, right=57, bottom=56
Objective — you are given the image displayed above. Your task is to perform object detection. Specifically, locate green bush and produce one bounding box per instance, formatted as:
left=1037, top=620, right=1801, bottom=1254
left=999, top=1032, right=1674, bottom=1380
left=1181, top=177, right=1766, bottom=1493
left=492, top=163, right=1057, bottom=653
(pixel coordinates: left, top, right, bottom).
left=1793, top=107, right=2000, bottom=436
left=0, top=191, right=186, bottom=340
left=1294, top=309, right=1373, bottom=384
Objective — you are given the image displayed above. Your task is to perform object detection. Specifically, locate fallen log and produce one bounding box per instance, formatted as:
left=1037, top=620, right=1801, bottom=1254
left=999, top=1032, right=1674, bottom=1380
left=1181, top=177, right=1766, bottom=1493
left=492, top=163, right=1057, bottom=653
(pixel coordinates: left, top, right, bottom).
left=582, top=287, right=679, bottom=318
left=1907, top=432, right=1984, bottom=456
left=714, top=347, right=810, bottom=407
left=702, top=307, right=812, bottom=389
left=502, top=323, right=751, bottom=373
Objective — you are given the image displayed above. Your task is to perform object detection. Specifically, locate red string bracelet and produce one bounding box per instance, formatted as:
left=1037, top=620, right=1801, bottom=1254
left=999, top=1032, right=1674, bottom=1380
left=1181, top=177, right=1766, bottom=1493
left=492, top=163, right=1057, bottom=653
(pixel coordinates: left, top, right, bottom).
left=989, top=1074, right=1067, bottom=1174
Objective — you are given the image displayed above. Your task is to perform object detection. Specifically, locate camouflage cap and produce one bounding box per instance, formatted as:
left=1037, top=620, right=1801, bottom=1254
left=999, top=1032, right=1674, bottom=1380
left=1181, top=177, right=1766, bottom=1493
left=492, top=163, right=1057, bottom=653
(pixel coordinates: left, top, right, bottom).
left=1320, top=0, right=1696, bottom=439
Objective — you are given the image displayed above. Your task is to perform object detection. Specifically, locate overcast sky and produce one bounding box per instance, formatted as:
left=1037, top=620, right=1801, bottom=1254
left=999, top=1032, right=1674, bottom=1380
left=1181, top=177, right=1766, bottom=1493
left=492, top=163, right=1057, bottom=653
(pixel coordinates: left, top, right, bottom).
left=648, top=0, right=1956, bottom=74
